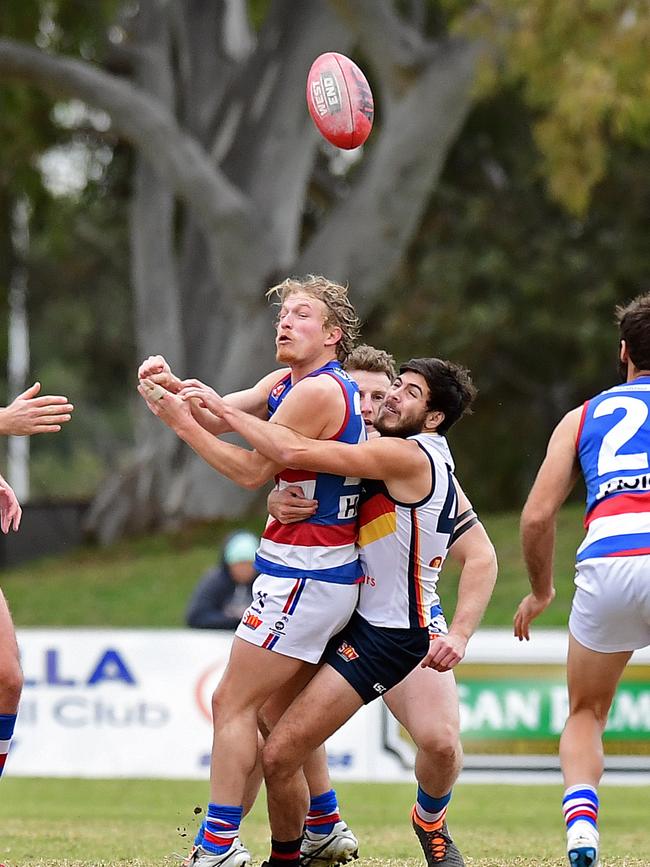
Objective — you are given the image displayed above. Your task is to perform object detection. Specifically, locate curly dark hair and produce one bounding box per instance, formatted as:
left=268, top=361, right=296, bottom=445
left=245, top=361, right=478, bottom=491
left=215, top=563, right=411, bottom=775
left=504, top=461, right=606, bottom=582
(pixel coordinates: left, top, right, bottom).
left=399, top=358, right=477, bottom=434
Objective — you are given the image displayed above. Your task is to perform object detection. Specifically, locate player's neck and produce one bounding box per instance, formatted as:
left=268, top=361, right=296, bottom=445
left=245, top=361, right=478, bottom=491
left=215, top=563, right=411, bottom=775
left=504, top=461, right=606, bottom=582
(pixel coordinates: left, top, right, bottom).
left=628, top=366, right=650, bottom=382
left=290, top=351, right=338, bottom=383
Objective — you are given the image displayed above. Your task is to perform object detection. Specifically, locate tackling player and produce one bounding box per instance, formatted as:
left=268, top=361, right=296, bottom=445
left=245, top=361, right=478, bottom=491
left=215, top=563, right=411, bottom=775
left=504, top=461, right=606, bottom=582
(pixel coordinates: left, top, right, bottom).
left=186, top=357, right=489, bottom=867
left=268, top=345, right=497, bottom=867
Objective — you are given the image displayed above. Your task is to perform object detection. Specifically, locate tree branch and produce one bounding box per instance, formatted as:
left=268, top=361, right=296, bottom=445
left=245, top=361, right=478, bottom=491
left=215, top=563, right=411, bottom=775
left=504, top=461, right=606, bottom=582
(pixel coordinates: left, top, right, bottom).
left=0, top=37, right=273, bottom=289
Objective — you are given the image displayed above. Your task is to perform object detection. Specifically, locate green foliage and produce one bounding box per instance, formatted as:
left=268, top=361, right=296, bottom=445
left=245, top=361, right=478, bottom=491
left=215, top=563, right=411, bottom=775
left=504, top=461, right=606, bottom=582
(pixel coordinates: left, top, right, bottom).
left=479, top=0, right=650, bottom=214
left=367, top=84, right=650, bottom=510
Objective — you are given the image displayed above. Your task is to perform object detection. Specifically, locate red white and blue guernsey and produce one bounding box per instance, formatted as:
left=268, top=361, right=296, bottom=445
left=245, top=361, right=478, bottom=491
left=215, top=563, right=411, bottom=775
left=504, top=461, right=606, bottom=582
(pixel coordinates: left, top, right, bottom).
left=255, top=360, right=366, bottom=584
left=576, top=376, right=650, bottom=562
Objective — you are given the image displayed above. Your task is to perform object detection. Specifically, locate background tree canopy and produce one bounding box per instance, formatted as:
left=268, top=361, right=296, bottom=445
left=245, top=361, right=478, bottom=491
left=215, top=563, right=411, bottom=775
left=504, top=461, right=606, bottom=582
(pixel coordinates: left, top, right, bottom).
left=0, top=0, right=649, bottom=536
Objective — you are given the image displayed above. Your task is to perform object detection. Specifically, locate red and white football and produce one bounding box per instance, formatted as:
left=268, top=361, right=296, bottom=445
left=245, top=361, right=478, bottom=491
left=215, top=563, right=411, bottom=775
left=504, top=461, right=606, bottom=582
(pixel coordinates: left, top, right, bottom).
left=306, top=52, right=374, bottom=150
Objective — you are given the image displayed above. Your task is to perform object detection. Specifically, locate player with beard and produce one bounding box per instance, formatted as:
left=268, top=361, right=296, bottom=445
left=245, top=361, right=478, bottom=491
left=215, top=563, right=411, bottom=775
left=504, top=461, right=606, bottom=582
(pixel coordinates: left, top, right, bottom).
left=268, top=345, right=496, bottom=867
left=181, top=358, right=479, bottom=867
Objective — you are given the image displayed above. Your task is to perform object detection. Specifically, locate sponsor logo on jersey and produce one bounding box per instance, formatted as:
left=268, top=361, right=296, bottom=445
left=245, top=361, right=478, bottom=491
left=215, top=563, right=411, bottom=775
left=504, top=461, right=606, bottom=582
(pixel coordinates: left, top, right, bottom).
left=271, top=381, right=286, bottom=399
left=597, top=472, right=650, bottom=500
left=337, top=641, right=359, bottom=662
left=243, top=612, right=263, bottom=630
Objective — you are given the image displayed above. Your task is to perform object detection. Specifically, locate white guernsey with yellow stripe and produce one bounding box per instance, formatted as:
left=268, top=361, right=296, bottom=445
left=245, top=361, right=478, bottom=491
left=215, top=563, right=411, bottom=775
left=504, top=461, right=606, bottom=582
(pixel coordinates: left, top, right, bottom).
left=356, top=433, right=458, bottom=629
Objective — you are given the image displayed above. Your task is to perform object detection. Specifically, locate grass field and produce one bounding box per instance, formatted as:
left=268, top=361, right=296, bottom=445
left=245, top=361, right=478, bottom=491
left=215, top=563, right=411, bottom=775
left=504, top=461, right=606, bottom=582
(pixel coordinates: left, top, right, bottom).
left=0, top=778, right=648, bottom=866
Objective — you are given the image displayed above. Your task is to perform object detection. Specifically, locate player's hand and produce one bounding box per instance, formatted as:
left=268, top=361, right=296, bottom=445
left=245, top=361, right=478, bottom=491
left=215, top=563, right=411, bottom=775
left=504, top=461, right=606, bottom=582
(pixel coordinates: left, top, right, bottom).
left=513, top=589, right=555, bottom=641
left=138, top=378, right=193, bottom=432
left=268, top=486, right=318, bottom=524
left=421, top=631, right=467, bottom=672
left=0, top=382, right=73, bottom=436
left=179, top=381, right=225, bottom=416
left=0, top=477, right=21, bottom=533
left=137, top=355, right=182, bottom=393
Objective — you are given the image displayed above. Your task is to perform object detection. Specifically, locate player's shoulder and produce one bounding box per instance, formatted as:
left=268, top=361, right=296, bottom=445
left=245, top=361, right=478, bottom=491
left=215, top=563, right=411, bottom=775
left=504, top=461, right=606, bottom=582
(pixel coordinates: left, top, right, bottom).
left=290, top=370, right=346, bottom=400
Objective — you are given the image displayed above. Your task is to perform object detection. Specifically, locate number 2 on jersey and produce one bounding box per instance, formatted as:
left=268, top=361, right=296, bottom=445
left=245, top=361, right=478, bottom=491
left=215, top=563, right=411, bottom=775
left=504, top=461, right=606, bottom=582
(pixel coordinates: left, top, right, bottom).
left=595, top=395, right=649, bottom=476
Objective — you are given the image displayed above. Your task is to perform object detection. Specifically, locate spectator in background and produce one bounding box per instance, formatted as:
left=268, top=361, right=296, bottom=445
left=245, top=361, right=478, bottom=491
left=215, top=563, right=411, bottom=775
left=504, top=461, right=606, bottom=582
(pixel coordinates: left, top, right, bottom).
left=186, top=531, right=259, bottom=630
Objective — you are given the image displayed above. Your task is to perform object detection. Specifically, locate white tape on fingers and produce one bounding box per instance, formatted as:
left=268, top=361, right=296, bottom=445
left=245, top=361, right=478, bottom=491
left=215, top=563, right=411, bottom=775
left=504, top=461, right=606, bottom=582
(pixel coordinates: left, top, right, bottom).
left=145, top=382, right=167, bottom=401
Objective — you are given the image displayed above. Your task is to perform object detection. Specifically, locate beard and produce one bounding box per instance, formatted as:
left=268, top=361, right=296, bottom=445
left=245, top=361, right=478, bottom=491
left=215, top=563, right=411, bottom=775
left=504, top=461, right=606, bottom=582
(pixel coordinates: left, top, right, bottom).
left=375, top=407, right=426, bottom=439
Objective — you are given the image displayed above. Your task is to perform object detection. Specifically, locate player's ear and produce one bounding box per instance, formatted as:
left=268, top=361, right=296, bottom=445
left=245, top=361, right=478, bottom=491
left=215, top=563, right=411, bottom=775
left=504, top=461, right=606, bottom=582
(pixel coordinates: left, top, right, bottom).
left=620, top=339, right=629, bottom=363
left=324, top=325, right=343, bottom=348
left=425, top=410, right=444, bottom=432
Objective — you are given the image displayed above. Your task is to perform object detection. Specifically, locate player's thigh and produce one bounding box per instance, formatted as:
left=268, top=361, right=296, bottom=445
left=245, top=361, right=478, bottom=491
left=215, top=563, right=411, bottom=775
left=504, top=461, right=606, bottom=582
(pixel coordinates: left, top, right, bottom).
left=259, top=663, right=321, bottom=731
left=0, top=590, right=22, bottom=701
left=566, top=633, right=632, bottom=720
left=263, top=665, right=363, bottom=777
left=214, top=635, right=312, bottom=712
left=383, top=665, right=460, bottom=750
left=0, top=590, right=20, bottom=665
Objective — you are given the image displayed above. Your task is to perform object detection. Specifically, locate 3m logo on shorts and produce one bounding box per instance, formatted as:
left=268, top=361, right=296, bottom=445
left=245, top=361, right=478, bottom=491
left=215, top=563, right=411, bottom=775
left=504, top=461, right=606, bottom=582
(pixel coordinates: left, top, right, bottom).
left=337, top=641, right=359, bottom=662
left=373, top=682, right=386, bottom=694
left=243, top=612, right=263, bottom=630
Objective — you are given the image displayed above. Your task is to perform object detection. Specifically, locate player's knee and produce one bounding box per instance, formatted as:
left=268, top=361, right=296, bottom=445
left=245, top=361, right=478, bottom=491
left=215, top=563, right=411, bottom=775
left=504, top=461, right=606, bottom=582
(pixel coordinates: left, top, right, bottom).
left=569, top=699, right=611, bottom=728
left=0, top=656, right=23, bottom=706
left=416, top=721, right=460, bottom=762
left=261, top=736, right=293, bottom=782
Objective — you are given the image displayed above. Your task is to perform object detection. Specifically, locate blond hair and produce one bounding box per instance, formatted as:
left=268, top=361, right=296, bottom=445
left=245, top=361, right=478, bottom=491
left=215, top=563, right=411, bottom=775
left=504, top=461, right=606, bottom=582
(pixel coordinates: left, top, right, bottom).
left=345, top=344, right=396, bottom=381
left=266, top=275, right=361, bottom=362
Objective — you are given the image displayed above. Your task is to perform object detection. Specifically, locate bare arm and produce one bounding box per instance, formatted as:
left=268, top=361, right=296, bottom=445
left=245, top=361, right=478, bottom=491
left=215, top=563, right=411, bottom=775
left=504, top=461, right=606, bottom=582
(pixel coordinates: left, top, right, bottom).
left=203, top=398, right=426, bottom=486
left=138, top=375, right=343, bottom=490
left=514, top=407, right=582, bottom=640
left=0, top=383, right=73, bottom=436
left=423, top=482, right=498, bottom=672
left=137, top=354, right=289, bottom=435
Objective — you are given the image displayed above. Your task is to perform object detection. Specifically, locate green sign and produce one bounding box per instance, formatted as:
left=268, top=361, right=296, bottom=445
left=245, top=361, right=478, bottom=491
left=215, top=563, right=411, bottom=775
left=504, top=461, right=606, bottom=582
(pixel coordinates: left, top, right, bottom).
left=458, top=679, right=650, bottom=740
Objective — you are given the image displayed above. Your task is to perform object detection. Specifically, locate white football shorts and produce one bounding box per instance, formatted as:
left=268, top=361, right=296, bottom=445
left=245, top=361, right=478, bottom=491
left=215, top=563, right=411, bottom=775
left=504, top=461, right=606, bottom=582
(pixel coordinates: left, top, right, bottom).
left=569, top=555, right=650, bottom=653
left=235, top=572, right=359, bottom=663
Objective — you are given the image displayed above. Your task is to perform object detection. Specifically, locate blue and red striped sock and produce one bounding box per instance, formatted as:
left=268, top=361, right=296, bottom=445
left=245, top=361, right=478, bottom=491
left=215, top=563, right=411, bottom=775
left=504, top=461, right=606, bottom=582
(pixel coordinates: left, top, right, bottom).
left=305, top=789, right=340, bottom=836
left=202, top=803, right=242, bottom=855
left=268, top=836, right=303, bottom=867
left=194, top=818, right=206, bottom=846
left=562, top=785, right=599, bottom=831
left=0, top=714, right=17, bottom=779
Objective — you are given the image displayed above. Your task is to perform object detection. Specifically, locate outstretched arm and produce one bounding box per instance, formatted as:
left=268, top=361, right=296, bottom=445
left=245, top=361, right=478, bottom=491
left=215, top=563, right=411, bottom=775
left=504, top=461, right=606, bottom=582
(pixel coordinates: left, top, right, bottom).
left=139, top=374, right=344, bottom=489
left=514, top=407, right=582, bottom=640
left=0, top=382, right=73, bottom=436
left=423, top=482, right=497, bottom=672
left=137, top=354, right=289, bottom=435
left=195, top=395, right=421, bottom=483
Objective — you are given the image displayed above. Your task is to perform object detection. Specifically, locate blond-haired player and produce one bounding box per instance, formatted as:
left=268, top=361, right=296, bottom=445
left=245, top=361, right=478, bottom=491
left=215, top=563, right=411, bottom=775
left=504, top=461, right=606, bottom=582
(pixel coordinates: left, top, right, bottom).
left=138, top=276, right=364, bottom=867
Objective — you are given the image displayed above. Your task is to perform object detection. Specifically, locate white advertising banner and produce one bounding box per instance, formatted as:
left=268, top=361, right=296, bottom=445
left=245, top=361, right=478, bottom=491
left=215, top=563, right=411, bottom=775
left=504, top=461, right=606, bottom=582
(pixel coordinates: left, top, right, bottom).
left=11, top=628, right=650, bottom=782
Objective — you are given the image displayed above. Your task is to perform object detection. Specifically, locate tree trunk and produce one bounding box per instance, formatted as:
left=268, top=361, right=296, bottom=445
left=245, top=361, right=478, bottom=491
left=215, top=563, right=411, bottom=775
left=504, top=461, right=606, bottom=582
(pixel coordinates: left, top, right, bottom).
left=0, top=1, right=483, bottom=540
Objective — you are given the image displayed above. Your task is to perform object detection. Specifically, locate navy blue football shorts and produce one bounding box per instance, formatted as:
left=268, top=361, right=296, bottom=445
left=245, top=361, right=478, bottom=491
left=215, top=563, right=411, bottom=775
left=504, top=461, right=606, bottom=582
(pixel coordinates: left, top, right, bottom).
left=322, top=610, right=430, bottom=704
